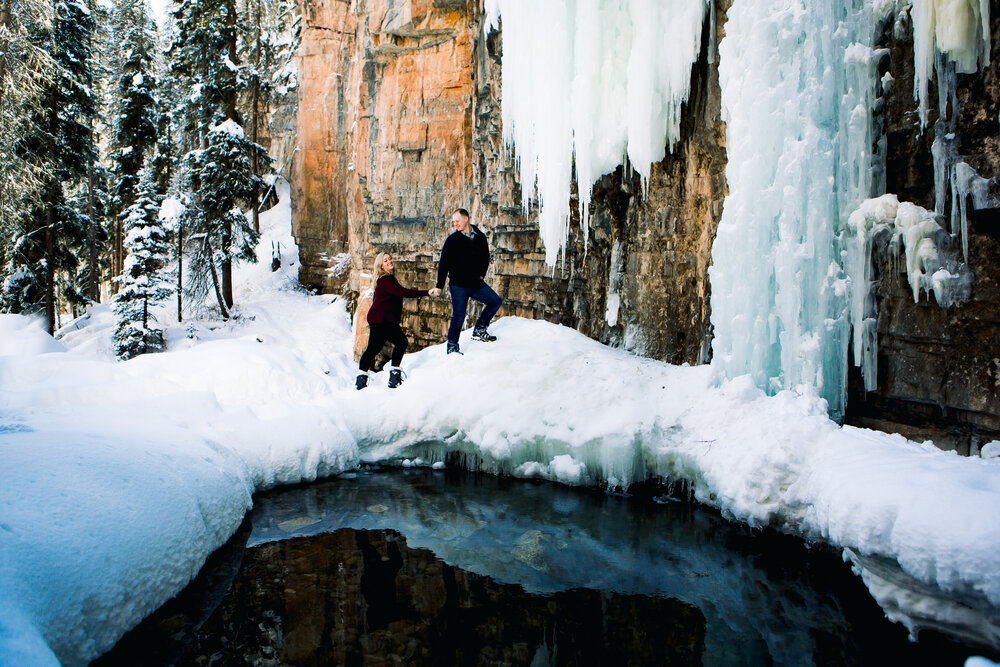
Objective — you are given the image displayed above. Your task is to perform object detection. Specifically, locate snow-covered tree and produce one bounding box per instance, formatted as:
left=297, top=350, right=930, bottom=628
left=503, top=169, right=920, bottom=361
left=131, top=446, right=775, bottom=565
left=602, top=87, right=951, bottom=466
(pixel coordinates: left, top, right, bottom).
left=1, top=0, right=99, bottom=332
left=183, top=119, right=268, bottom=315
left=0, top=0, right=53, bottom=235
left=0, top=0, right=53, bottom=313
left=109, top=0, right=158, bottom=282
left=112, top=178, right=171, bottom=359
left=169, top=0, right=272, bottom=315
left=53, top=0, right=103, bottom=314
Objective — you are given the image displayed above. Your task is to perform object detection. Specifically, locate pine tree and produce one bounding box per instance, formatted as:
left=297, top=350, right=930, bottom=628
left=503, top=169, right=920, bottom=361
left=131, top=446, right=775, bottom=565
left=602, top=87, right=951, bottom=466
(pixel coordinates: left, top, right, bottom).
left=0, top=0, right=52, bottom=235
left=112, top=177, right=171, bottom=359
left=109, top=0, right=158, bottom=282
left=183, top=119, right=268, bottom=316
left=2, top=0, right=99, bottom=333
left=170, top=0, right=270, bottom=316
left=0, top=0, right=53, bottom=313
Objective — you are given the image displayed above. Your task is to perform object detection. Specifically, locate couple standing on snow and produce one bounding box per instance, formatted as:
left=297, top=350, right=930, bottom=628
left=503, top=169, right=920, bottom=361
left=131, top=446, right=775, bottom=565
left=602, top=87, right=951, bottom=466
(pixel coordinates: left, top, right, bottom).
left=355, top=208, right=503, bottom=390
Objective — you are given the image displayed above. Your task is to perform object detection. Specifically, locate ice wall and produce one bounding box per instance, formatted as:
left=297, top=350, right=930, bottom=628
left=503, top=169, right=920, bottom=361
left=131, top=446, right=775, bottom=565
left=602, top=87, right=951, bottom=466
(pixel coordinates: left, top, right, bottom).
left=711, top=0, right=991, bottom=415
left=483, top=0, right=710, bottom=265
left=709, top=1, right=886, bottom=419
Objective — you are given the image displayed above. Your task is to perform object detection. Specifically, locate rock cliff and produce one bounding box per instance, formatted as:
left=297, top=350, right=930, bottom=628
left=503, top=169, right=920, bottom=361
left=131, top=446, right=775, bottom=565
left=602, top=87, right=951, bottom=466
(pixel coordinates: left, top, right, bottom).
left=293, top=0, right=476, bottom=348
left=291, top=0, right=999, bottom=447
left=844, top=6, right=1000, bottom=451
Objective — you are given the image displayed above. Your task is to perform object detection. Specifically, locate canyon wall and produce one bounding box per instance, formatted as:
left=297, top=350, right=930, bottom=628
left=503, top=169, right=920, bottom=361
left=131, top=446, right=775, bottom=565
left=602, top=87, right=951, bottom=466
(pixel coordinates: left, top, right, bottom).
left=292, top=0, right=477, bottom=347
left=292, top=0, right=727, bottom=359
left=291, top=0, right=999, bottom=447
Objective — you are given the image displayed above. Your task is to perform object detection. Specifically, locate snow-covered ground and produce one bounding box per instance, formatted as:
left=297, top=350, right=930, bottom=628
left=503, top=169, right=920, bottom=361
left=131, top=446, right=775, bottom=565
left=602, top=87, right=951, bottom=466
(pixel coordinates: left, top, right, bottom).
left=2, top=181, right=999, bottom=665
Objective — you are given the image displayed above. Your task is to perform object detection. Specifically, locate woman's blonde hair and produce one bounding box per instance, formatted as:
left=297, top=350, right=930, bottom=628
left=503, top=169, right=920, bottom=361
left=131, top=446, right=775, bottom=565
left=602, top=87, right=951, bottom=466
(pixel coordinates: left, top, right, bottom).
left=372, top=252, right=393, bottom=282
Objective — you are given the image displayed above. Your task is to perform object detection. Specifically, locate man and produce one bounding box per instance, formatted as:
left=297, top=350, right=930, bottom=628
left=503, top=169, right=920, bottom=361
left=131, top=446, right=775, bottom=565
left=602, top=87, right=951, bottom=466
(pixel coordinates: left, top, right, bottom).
left=436, top=208, right=502, bottom=354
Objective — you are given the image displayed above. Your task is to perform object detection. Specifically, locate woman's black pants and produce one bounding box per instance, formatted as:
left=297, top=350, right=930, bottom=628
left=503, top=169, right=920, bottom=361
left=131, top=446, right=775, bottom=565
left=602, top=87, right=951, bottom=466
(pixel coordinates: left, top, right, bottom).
left=359, top=322, right=409, bottom=371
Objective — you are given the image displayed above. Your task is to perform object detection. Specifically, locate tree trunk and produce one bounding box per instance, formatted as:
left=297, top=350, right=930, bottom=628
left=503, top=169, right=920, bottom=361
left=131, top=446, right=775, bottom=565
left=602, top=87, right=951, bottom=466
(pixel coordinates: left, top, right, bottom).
left=220, top=0, right=238, bottom=310
left=177, top=221, right=183, bottom=322
left=205, top=236, right=230, bottom=319
left=250, top=0, right=261, bottom=234
left=222, top=221, right=233, bottom=308
left=44, top=182, right=56, bottom=335
left=86, top=5, right=98, bottom=303
left=87, top=160, right=98, bottom=302
left=0, top=0, right=14, bottom=228
left=113, top=217, right=123, bottom=291
left=224, top=0, right=239, bottom=122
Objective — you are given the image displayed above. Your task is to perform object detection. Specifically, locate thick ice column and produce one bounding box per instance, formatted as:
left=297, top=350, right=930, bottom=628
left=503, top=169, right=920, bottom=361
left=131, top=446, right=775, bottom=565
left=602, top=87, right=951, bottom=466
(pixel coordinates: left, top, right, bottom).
left=484, top=0, right=710, bottom=265
left=710, top=1, right=882, bottom=419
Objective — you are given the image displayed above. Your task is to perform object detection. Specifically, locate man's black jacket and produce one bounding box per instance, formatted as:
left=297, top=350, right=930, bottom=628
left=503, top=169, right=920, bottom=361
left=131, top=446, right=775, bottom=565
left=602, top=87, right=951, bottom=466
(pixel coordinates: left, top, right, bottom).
left=436, top=225, right=490, bottom=289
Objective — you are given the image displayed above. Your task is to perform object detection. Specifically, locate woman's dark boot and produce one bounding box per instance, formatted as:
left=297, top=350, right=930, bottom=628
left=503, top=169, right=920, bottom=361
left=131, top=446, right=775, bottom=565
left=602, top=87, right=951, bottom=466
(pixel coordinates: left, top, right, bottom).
left=355, top=374, right=368, bottom=390
left=388, top=368, right=404, bottom=388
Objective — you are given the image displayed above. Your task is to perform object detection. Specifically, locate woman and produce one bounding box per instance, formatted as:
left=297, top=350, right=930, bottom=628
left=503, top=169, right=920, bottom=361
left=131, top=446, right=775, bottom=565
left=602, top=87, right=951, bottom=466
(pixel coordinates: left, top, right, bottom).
left=357, top=252, right=440, bottom=389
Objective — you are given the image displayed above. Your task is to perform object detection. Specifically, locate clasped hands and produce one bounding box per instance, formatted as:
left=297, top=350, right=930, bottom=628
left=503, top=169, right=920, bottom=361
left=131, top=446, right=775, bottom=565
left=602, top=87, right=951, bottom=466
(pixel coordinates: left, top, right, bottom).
left=428, top=287, right=442, bottom=297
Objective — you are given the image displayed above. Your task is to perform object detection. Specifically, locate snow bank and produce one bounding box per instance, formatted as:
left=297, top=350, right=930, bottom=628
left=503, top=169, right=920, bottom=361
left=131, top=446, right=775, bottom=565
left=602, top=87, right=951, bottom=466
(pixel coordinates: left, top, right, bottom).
left=5, top=313, right=1000, bottom=664
left=2, top=179, right=999, bottom=664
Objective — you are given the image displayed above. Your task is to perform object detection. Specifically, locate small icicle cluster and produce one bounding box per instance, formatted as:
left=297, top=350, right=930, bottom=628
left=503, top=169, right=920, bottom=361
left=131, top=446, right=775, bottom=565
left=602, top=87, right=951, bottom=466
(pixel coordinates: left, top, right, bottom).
left=843, top=194, right=972, bottom=391
left=912, top=0, right=992, bottom=265
left=911, top=0, right=991, bottom=129
left=484, top=0, right=711, bottom=265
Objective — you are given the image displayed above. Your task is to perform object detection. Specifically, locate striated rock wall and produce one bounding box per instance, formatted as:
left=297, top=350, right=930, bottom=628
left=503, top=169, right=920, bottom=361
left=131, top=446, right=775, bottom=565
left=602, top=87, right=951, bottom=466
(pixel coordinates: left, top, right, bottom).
left=292, top=0, right=477, bottom=351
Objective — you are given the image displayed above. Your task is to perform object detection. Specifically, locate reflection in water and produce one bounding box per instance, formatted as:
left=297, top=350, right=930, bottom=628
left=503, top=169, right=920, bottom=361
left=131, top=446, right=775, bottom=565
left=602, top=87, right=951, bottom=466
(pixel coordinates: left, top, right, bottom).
left=98, top=469, right=997, bottom=666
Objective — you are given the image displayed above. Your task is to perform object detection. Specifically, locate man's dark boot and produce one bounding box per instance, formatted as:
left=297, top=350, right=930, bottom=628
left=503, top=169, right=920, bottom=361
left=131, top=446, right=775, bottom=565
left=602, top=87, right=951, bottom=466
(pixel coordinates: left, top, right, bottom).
left=388, top=368, right=404, bottom=388
left=355, top=374, right=368, bottom=390
left=472, top=326, right=496, bottom=342
left=447, top=342, right=462, bottom=355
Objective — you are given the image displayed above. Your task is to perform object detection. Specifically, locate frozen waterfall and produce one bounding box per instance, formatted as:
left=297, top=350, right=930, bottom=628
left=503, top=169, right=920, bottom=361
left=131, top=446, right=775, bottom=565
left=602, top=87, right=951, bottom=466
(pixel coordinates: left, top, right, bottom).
left=709, top=1, right=887, bottom=419
left=711, top=0, right=989, bottom=417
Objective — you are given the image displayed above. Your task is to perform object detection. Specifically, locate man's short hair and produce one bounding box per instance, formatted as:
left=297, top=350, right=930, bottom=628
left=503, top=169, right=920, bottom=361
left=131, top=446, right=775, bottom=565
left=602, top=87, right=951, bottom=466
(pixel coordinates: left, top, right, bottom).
left=454, top=208, right=470, bottom=218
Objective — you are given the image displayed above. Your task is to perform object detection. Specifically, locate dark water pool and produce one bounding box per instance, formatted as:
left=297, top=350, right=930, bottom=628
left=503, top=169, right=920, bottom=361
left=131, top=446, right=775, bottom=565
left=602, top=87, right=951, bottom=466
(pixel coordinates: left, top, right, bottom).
left=96, top=468, right=999, bottom=666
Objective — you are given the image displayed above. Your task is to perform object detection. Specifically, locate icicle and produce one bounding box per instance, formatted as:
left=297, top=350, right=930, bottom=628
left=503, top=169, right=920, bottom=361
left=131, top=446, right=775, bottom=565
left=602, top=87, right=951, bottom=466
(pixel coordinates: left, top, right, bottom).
left=910, top=0, right=991, bottom=128
left=485, top=0, right=710, bottom=266
left=951, top=160, right=1000, bottom=263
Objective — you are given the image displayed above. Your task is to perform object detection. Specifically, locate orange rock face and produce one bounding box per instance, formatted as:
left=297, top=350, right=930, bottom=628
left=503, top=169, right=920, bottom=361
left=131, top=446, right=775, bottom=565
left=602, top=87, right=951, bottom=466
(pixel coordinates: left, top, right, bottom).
left=293, top=0, right=476, bottom=355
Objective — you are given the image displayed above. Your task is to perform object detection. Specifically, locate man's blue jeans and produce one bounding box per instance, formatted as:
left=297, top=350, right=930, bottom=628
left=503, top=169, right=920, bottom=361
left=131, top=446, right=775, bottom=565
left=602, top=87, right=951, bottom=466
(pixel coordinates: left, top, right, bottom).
left=448, top=281, right=502, bottom=345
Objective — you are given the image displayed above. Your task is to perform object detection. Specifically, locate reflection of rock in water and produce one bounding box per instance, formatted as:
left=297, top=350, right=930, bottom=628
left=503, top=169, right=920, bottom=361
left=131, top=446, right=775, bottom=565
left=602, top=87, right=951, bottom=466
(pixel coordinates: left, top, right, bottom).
left=96, top=470, right=998, bottom=666
left=176, top=528, right=705, bottom=666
